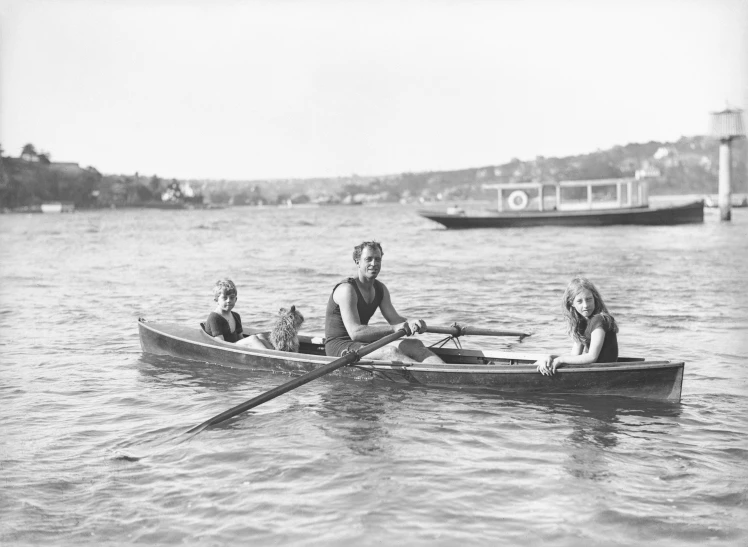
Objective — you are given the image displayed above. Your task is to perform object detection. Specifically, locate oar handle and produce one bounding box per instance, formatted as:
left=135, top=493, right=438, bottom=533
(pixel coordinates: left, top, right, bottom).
left=425, top=324, right=530, bottom=340
left=186, top=328, right=409, bottom=434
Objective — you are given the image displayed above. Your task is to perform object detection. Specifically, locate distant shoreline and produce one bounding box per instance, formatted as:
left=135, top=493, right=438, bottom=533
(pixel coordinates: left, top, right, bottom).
left=6, top=193, right=748, bottom=215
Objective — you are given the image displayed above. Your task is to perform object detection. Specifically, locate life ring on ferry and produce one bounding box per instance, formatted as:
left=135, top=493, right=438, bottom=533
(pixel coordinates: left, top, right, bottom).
left=507, top=190, right=529, bottom=210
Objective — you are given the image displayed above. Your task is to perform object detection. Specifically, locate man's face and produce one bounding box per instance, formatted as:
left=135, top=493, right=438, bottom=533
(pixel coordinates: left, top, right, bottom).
left=357, top=247, right=382, bottom=280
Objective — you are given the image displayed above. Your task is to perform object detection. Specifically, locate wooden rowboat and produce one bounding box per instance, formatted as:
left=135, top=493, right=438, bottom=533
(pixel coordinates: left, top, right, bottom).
left=138, top=318, right=684, bottom=402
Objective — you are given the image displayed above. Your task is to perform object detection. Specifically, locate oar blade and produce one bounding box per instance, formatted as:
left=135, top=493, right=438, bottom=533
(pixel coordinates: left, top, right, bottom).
left=186, top=328, right=409, bottom=434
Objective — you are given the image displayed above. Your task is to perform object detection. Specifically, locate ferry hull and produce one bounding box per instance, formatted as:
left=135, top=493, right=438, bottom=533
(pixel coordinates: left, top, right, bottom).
left=419, top=201, right=704, bottom=229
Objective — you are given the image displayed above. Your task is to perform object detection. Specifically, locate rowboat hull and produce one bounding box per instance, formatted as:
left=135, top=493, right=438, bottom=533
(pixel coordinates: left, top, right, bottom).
left=138, top=319, right=684, bottom=402
left=419, top=200, right=704, bottom=229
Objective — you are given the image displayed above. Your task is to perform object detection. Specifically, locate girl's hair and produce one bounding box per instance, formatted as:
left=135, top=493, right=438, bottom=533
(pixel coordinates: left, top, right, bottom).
left=561, top=276, right=618, bottom=344
left=352, top=241, right=383, bottom=263
left=213, top=279, right=237, bottom=301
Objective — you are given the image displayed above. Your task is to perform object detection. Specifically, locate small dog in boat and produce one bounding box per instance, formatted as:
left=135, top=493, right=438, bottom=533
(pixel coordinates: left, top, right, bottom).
left=270, top=305, right=305, bottom=352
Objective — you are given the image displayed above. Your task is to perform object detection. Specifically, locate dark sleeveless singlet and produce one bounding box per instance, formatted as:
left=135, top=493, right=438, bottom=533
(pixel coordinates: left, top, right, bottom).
left=584, top=314, right=619, bottom=363
left=205, top=311, right=243, bottom=343
left=324, top=277, right=384, bottom=357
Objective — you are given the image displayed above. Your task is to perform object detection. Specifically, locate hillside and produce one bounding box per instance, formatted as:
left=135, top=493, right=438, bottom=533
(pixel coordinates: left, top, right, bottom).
left=1, top=135, right=746, bottom=209
left=355, top=136, right=747, bottom=202
left=184, top=135, right=748, bottom=204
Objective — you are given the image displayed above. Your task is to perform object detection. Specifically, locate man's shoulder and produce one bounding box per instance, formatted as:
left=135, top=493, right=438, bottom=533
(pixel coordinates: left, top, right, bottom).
left=333, top=279, right=356, bottom=299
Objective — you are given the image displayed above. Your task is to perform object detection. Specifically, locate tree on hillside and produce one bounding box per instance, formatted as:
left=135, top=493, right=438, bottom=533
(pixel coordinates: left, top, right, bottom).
left=208, top=189, right=231, bottom=204
left=134, top=184, right=155, bottom=203
left=21, top=144, right=38, bottom=162
left=38, top=151, right=51, bottom=164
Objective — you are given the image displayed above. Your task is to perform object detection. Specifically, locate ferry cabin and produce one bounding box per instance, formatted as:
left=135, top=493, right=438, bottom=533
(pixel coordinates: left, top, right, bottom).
left=483, top=178, right=650, bottom=213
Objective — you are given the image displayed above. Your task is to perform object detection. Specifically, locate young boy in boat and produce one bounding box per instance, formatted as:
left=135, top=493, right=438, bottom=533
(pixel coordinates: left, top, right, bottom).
left=324, top=241, right=444, bottom=364
left=536, top=276, right=618, bottom=375
left=205, top=279, right=273, bottom=349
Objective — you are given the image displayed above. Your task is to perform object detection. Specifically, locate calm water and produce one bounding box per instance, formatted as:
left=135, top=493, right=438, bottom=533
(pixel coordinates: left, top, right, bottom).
left=1, top=203, right=746, bottom=546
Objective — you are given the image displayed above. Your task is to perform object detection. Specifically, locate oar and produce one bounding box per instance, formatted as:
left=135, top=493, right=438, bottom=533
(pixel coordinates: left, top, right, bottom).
left=185, top=328, right=409, bottom=435
left=426, top=324, right=531, bottom=340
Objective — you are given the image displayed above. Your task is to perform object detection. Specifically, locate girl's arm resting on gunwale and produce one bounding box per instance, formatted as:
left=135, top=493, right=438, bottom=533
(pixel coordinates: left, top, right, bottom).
left=534, top=354, right=554, bottom=372
left=534, top=342, right=577, bottom=375
left=551, top=330, right=605, bottom=370
left=537, top=335, right=603, bottom=375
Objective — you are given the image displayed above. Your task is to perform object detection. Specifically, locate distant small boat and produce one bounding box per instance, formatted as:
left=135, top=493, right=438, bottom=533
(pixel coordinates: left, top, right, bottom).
left=41, top=202, right=75, bottom=213
left=138, top=201, right=186, bottom=210
left=316, top=201, right=364, bottom=206
left=420, top=178, right=704, bottom=228
left=138, top=318, right=685, bottom=402
left=703, top=194, right=748, bottom=208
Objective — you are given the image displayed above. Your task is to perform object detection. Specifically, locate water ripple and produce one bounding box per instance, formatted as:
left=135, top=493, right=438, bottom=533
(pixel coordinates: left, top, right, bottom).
left=1, top=206, right=747, bottom=545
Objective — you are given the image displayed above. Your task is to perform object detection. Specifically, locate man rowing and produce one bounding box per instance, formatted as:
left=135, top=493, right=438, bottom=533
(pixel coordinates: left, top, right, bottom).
left=324, top=241, right=445, bottom=364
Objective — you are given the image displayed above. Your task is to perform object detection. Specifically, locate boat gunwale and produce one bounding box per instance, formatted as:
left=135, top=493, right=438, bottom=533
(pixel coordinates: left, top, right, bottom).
left=138, top=319, right=685, bottom=374
left=354, top=361, right=684, bottom=374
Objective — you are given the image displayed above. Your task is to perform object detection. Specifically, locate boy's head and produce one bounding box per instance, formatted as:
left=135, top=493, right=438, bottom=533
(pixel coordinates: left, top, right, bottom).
left=213, top=279, right=237, bottom=301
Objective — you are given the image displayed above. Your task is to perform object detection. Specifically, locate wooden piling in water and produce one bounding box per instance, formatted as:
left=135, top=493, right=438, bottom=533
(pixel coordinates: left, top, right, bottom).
left=710, top=108, right=745, bottom=222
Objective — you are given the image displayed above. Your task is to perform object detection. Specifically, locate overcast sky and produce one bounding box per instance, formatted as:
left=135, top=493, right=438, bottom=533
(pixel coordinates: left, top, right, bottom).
left=1, top=0, right=746, bottom=180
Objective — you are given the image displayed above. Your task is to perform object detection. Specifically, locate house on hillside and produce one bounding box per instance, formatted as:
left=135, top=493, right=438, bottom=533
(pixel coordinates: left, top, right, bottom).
left=652, top=146, right=683, bottom=168
left=476, top=168, right=492, bottom=180
left=618, top=158, right=639, bottom=173
left=635, top=165, right=662, bottom=180
left=677, top=152, right=712, bottom=169
left=48, top=162, right=87, bottom=176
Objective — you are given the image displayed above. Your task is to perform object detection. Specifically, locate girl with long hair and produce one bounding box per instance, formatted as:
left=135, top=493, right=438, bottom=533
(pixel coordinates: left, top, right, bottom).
left=537, top=276, right=619, bottom=375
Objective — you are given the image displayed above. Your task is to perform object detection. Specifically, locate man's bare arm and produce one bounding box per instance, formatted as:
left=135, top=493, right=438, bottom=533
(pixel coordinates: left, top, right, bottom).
left=379, top=284, right=426, bottom=334
left=335, top=283, right=401, bottom=342
left=378, top=284, right=406, bottom=325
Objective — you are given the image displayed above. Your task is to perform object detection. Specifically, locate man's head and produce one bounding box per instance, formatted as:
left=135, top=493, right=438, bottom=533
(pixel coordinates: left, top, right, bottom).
left=352, top=241, right=383, bottom=264
left=353, top=241, right=383, bottom=280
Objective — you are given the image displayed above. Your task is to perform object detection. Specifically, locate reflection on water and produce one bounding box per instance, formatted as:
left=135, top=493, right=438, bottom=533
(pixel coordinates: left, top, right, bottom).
left=141, top=348, right=689, bottom=483
left=313, top=386, right=394, bottom=456
left=136, top=353, right=261, bottom=394
left=554, top=396, right=681, bottom=482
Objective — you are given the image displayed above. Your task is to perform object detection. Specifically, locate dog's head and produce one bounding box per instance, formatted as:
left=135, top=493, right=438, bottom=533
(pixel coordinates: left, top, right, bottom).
left=277, top=305, right=304, bottom=330
left=271, top=305, right=305, bottom=352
